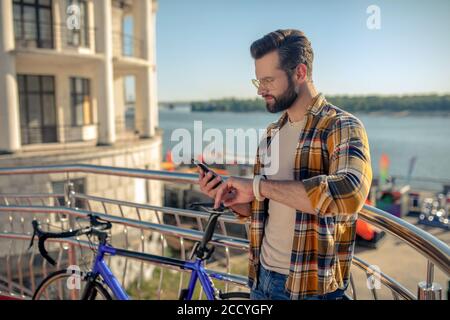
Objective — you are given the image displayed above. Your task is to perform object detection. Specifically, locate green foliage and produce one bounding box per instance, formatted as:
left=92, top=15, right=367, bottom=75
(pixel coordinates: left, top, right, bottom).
left=126, top=255, right=250, bottom=300
left=191, top=97, right=265, bottom=112
left=190, top=94, right=450, bottom=113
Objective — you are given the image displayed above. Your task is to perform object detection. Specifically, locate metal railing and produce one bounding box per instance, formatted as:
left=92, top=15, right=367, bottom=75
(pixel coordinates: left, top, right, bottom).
left=112, top=31, right=145, bottom=60
left=0, top=164, right=449, bottom=300
left=14, top=20, right=145, bottom=61
left=14, top=20, right=96, bottom=51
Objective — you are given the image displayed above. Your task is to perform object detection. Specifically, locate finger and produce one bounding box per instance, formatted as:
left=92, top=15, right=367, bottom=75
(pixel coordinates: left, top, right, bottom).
left=204, top=171, right=213, bottom=181
left=196, top=165, right=204, bottom=174
left=223, top=188, right=237, bottom=207
left=205, top=175, right=221, bottom=191
left=201, top=172, right=213, bottom=187
left=214, top=179, right=234, bottom=209
left=214, top=183, right=228, bottom=209
left=199, top=172, right=212, bottom=187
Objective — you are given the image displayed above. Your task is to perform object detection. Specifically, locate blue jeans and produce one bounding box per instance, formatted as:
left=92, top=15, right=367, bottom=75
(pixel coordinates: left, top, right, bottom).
left=250, top=264, right=347, bottom=300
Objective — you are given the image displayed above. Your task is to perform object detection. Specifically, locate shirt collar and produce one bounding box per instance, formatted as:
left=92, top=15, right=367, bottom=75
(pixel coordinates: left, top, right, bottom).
left=305, top=92, right=327, bottom=116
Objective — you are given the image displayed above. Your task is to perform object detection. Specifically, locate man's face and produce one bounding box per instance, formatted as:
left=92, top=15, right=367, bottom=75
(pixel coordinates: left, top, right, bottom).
left=254, top=51, right=298, bottom=113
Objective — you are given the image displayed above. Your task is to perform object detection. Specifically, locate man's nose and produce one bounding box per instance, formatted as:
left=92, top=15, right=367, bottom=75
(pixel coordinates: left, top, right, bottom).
left=257, top=86, right=267, bottom=96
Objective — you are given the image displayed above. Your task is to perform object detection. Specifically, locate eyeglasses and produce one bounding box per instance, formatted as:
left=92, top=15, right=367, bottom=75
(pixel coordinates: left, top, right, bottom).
left=252, top=66, right=297, bottom=90
left=251, top=77, right=276, bottom=90
left=252, top=65, right=301, bottom=90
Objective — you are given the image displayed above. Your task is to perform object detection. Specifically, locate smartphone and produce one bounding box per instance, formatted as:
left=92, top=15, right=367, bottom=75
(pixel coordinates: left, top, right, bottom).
left=191, top=159, right=222, bottom=185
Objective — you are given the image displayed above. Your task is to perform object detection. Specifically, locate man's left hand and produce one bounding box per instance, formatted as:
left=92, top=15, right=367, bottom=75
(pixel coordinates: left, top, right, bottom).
left=214, top=176, right=255, bottom=209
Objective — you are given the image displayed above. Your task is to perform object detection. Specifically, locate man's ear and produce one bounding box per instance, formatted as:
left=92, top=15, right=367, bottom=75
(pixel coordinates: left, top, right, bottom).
left=294, top=63, right=308, bottom=83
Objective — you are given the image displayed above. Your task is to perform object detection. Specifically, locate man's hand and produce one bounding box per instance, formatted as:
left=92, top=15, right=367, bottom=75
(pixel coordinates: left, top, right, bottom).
left=197, top=168, right=222, bottom=199
left=196, top=169, right=252, bottom=218
left=214, top=176, right=255, bottom=209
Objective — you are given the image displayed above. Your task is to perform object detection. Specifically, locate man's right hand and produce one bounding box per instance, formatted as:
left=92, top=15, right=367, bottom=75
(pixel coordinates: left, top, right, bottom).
left=197, top=168, right=252, bottom=219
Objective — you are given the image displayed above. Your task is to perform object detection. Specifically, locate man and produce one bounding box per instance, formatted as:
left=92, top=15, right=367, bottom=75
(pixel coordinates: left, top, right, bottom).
left=197, top=29, right=372, bottom=300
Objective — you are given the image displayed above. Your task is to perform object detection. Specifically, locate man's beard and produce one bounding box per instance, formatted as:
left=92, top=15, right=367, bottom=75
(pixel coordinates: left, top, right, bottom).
left=265, top=78, right=298, bottom=113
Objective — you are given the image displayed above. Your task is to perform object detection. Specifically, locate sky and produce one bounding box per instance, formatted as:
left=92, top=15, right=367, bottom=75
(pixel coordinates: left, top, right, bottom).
left=154, top=0, right=450, bottom=102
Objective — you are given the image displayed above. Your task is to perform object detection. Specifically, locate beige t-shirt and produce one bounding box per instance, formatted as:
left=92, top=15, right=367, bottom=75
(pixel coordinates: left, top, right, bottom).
left=260, top=116, right=306, bottom=275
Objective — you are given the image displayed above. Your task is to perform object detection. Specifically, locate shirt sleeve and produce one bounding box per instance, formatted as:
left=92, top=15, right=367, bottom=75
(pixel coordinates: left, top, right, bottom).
left=302, top=115, right=373, bottom=217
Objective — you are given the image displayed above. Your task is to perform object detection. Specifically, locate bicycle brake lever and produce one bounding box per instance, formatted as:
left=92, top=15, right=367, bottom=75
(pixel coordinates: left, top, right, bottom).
left=88, top=214, right=112, bottom=230
left=28, top=225, right=37, bottom=251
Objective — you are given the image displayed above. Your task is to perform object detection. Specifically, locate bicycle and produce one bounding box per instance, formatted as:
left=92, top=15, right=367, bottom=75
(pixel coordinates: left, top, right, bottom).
left=29, top=203, right=250, bottom=300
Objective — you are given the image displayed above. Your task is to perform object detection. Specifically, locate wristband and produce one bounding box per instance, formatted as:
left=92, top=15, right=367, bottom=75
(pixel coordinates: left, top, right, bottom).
left=253, top=175, right=266, bottom=201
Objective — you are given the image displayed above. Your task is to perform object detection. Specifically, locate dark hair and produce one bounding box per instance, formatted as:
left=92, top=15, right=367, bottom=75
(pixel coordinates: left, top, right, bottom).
left=250, top=29, right=314, bottom=79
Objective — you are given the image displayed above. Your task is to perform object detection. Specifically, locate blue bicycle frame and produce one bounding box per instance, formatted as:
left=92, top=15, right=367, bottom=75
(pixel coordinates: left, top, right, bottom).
left=88, top=243, right=220, bottom=300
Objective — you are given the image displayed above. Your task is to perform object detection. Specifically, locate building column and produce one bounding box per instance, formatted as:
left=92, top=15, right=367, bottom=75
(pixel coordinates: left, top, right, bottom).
left=95, top=0, right=116, bottom=145
left=53, top=0, right=62, bottom=51
left=0, top=0, right=21, bottom=153
left=55, top=73, right=67, bottom=143
left=134, top=0, right=158, bottom=138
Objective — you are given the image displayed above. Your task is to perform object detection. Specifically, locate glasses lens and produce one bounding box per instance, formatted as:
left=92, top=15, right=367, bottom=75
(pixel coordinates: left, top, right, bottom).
left=251, top=79, right=259, bottom=89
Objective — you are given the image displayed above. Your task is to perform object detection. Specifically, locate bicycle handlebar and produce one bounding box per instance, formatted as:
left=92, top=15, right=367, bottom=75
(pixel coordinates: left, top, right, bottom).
left=188, top=202, right=228, bottom=214
left=29, top=215, right=112, bottom=266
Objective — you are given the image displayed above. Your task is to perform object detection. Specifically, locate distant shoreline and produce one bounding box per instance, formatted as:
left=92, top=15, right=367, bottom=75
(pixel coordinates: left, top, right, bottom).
left=188, top=110, right=450, bottom=116
left=160, top=108, right=450, bottom=117
left=362, top=110, right=450, bottom=117
left=161, top=94, right=450, bottom=116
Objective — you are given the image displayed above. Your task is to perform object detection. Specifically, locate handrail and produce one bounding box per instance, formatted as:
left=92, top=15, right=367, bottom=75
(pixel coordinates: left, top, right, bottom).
left=73, top=193, right=244, bottom=224
left=359, top=205, right=450, bottom=276
left=0, top=232, right=249, bottom=288
left=352, top=256, right=416, bottom=300
left=0, top=164, right=198, bottom=184
left=0, top=225, right=419, bottom=300
left=0, top=204, right=436, bottom=299
left=0, top=205, right=248, bottom=251
left=0, top=164, right=449, bottom=300
left=0, top=224, right=416, bottom=299
left=0, top=164, right=448, bottom=276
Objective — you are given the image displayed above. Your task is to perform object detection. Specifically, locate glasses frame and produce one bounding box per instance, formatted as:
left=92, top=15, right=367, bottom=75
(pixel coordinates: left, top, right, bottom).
left=251, top=77, right=276, bottom=90
left=251, top=65, right=300, bottom=90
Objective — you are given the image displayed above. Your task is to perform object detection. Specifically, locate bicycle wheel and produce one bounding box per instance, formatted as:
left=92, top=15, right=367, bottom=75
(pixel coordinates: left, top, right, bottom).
left=220, top=291, right=251, bottom=300
left=32, top=269, right=112, bottom=300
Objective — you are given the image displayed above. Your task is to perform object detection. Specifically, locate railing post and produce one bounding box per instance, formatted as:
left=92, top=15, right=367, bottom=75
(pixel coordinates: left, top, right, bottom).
left=64, top=181, right=75, bottom=209
left=64, top=181, right=77, bottom=270
left=417, top=261, right=442, bottom=300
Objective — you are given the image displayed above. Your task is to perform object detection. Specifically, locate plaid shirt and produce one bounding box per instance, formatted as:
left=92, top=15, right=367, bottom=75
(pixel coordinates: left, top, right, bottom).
left=248, top=93, right=373, bottom=299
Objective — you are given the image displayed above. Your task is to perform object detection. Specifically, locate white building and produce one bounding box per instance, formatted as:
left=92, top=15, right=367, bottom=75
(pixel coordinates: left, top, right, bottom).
left=0, top=0, right=164, bottom=289
left=0, top=0, right=162, bottom=207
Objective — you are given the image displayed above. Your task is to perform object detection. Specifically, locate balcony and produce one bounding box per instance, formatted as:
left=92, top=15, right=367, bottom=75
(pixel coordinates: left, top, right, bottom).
left=112, top=31, right=145, bottom=60
left=13, top=21, right=147, bottom=63
left=14, top=20, right=96, bottom=52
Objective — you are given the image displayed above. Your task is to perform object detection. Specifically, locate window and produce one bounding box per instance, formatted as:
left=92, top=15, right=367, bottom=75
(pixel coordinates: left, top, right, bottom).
left=13, top=0, right=54, bottom=49
left=122, top=15, right=134, bottom=57
left=124, top=75, right=136, bottom=131
left=66, top=0, right=89, bottom=47
left=70, top=77, right=93, bottom=126
left=17, top=74, right=57, bottom=144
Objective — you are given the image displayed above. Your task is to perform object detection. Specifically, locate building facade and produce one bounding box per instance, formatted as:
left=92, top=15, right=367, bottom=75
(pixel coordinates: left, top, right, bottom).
left=0, top=1, right=163, bottom=286
left=0, top=0, right=161, bottom=199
